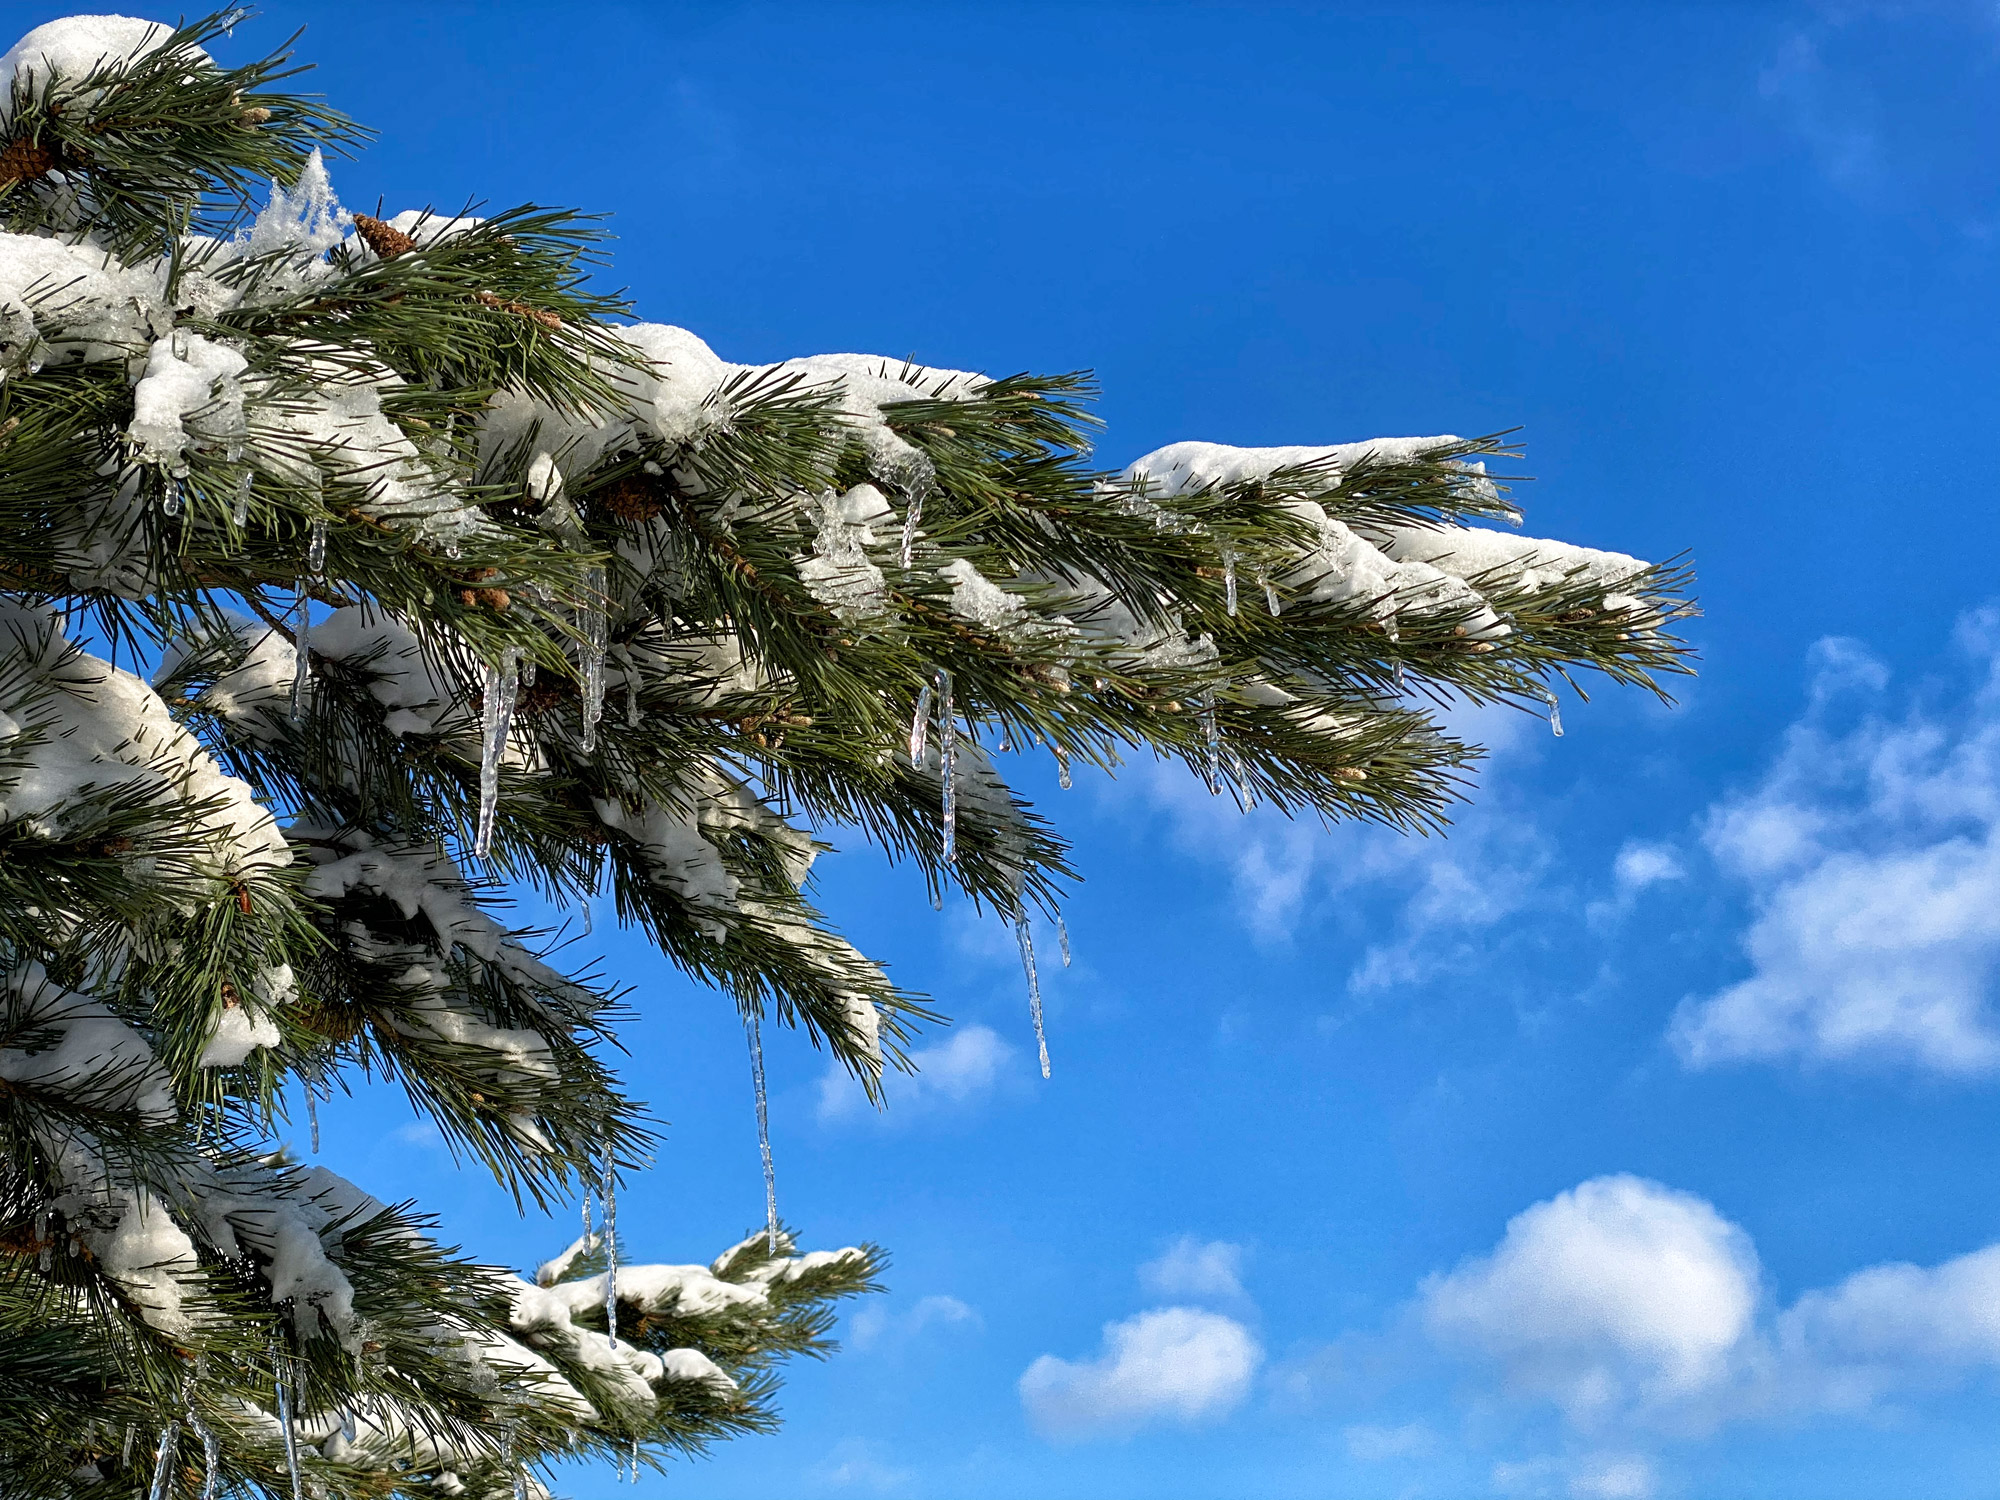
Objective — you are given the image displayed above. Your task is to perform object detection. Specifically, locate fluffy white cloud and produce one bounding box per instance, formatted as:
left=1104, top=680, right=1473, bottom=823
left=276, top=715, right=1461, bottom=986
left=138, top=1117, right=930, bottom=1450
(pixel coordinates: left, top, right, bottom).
left=1675, top=623, right=2000, bottom=1073
left=1139, top=1237, right=1246, bottom=1303
left=1612, top=841, right=1683, bottom=894
left=817, top=1023, right=1014, bottom=1122
left=1420, top=1175, right=1760, bottom=1424
left=1019, top=1306, right=1262, bottom=1439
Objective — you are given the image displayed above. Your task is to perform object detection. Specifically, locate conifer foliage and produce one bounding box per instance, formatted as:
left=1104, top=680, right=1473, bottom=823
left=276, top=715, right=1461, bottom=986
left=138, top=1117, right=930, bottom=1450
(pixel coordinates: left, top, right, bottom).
left=0, top=13, right=1693, bottom=1499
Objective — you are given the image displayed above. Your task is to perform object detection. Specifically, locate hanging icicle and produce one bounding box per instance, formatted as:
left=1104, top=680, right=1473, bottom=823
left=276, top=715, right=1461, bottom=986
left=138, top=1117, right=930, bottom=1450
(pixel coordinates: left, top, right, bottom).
left=189, top=1410, right=220, bottom=1500
left=746, top=1013, right=779, bottom=1253
left=581, top=566, right=608, bottom=753
left=1222, top=547, right=1238, bottom=617
left=305, top=1078, right=319, bottom=1154
left=289, top=581, right=310, bottom=724
left=273, top=1337, right=302, bottom=1500
left=898, top=477, right=926, bottom=569
left=1056, top=746, right=1072, bottom=791
left=145, top=1422, right=181, bottom=1500
left=160, top=472, right=183, bottom=518
left=1015, top=911, right=1052, bottom=1079
left=600, top=1143, right=619, bottom=1349
left=937, top=667, right=957, bottom=864
left=1202, top=692, right=1223, bottom=793
left=1056, top=911, right=1072, bottom=968
left=1537, top=684, right=1565, bottom=738
left=232, top=469, right=252, bottom=527
left=581, top=1181, right=593, bottom=1244
left=630, top=1438, right=640, bottom=1484
left=908, top=681, right=933, bottom=762
left=474, top=649, right=520, bottom=859
left=1263, top=572, right=1281, bottom=617
left=306, top=517, right=328, bottom=576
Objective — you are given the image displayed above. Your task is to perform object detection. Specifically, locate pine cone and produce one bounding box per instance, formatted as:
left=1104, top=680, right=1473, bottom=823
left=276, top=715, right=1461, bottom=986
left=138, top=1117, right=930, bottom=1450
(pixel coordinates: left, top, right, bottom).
left=0, top=135, right=57, bottom=189
left=596, top=474, right=665, bottom=523
left=353, top=213, right=416, bottom=259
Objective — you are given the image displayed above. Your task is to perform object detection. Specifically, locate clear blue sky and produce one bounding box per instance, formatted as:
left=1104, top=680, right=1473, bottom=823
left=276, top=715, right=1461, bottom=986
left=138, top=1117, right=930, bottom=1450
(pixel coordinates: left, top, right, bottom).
left=84, top=2, right=2000, bottom=1494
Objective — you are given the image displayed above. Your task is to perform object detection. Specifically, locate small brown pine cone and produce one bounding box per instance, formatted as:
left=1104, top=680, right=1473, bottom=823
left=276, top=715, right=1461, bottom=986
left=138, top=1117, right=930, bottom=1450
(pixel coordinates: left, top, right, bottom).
left=353, top=213, right=416, bottom=259
left=596, top=474, right=664, bottom=523
left=474, top=587, right=511, bottom=612
left=0, top=135, right=57, bottom=189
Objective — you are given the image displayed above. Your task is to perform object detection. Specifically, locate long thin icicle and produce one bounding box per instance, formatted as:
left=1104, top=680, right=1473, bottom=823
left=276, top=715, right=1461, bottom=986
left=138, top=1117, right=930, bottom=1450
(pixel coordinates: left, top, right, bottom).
left=1056, top=911, right=1072, bottom=968
left=908, top=682, right=933, bottom=762
left=1222, top=547, right=1238, bottom=616
left=305, top=1079, right=319, bottom=1154
left=581, top=566, right=608, bottom=752
left=306, top=517, right=327, bottom=576
left=474, top=648, right=519, bottom=859
left=937, top=667, right=957, bottom=864
left=273, top=1339, right=302, bottom=1500
left=1015, top=912, right=1051, bottom=1079
left=232, top=469, right=251, bottom=527
left=189, top=1410, right=219, bottom=1500
left=1202, top=692, right=1223, bottom=793
left=1056, top=746, right=1071, bottom=791
left=747, top=1013, right=778, bottom=1253
left=1264, top=574, right=1281, bottom=616
left=600, top=1143, right=618, bottom=1348
left=145, top=1422, right=180, bottom=1500
left=289, top=582, right=309, bottom=723
left=899, top=479, right=926, bottom=569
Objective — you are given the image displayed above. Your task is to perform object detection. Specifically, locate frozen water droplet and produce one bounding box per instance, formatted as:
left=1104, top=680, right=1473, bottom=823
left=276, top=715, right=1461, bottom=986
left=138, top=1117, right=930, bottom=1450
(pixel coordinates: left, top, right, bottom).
left=998, top=730, right=1012, bottom=754
left=930, top=884, right=943, bottom=912
left=290, top=583, right=310, bottom=724
left=1056, top=911, right=1071, bottom=967
left=937, top=668, right=957, bottom=864
left=746, top=1014, right=778, bottom=1253
left=1263, top=574, right=1281, bottom=617
left=1056, top=747, right=1071, bottom=791
left=474, top=649, right=520, bottom=859
left=601, top=1141, right=619, bottom=1348
left=160, top=474, right=182, bottom=518
left=443, top=539, right=461, bottom=560
left=232, top=470, right=251, bottom=527
left=146, top=1422, right=180, bottom=1500
left=1222, top=548, right=1237, bottom=617
left=1015, top=913, right=1051, bottom=1079
left=908, top=683, right=932, bottom=762
left=306, top=517, right=327, bottom=576
left=1539, top=685, right=1564, bottom=738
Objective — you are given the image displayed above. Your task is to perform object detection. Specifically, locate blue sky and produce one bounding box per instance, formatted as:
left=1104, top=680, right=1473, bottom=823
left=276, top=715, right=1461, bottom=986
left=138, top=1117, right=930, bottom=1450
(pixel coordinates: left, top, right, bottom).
left=88, top=1, right=2000, bottom=1494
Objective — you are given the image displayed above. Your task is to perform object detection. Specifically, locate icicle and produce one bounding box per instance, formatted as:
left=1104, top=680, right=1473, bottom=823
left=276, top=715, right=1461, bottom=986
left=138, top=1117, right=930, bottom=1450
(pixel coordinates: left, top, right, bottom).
left=306, top=518, right=327, bottom=576
left=937, top=667, right=957, bottom=864
left=1222, top=548, right=1238, bottom=617
left=474, top=649, right=520, bottom=859
left=123, top=1425, right=135, bottom=1467
left=746, top=1014, right=778, bottom=1254
left=1056, top=911, right=1071, bottom=968
left=625, top=671, right=641, bottom=726
left=600, top=1144, right=618, bottom=1349
left=289, top=583, right=310, bottom=723
left=1538, top=685, right=1564, bottom=738
left=520, top=657, right=536, bottom=690
left=629, top=1440, right=640, bottom=1484
left=232, top=470, right=251, bottom=527
left=1202, top=692, right=1223, bottom=793
left=898, top=486, right=923, bottom=569
left=1056, top=746, right=1071, bottom=790
left=998, top=729, right=1012, bottom=754
left=581, top=1182, right=593, bottom=1243
left=581, top=567, right=608, bottom=753
left=273, top=1341, right=302, bottom=1500
left=160, top=472, right=183, bottom=518
left=1015, top=912, right=1051, bottom=1079
left=189, top=1411, right=219, bottom=1500
left=146, top=1422, right=181, bottom=1500
left=305, top=1080, right=319, bottom=1154
left=1263, top=573, right=1281, bottom=617
left=908, top=682, right=932, bottom=762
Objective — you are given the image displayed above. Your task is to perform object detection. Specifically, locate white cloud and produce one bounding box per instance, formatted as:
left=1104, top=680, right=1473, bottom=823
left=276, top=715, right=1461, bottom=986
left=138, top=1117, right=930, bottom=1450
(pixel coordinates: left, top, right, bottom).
left=1675, top=622, right=2000, bottom=1073
left=1019, top=1306, right=1262, bottom=1439
left=849, top=1293, right=980, bottom=1352
left=1492, top=1453, right=1657, bottom=1500
left=817, top=1023, right=1015, bottom=1122
left=1420, top=1175, right=1760, bottom=1425
left=1138, top=1237, right=1246, bottom=1303
left=1612, top=841, right=1683, bottom=894
left=810, top=1437, right=911, bottom=1493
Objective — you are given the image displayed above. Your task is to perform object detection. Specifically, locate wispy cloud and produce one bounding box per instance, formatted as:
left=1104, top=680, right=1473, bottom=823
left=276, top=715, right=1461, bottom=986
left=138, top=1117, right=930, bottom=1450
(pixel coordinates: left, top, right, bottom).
left=1676, top=616, right=2000, bottom=1073
left=1138, top=1237, right=1248, bottom=1304
left=1759, top=28, right=1882, bottom=192
left=809, top=1437, right=912, bottom=1494
left=817, top=1023, right=1016, bottom=1123
left=850, top=1293, right=981, bottom=1352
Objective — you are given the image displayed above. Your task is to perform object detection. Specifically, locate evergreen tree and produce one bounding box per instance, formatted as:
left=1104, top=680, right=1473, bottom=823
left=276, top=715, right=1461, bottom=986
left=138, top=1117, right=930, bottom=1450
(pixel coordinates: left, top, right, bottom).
left=0, top=13, right=1694, bottom=1499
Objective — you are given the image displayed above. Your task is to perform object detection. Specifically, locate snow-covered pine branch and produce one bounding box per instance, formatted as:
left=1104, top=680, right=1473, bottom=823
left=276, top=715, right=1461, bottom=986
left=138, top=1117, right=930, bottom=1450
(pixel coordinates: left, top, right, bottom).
left=0, top=11, right=1692, bottom=1499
